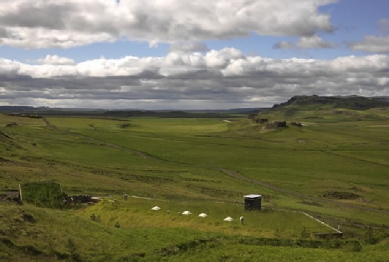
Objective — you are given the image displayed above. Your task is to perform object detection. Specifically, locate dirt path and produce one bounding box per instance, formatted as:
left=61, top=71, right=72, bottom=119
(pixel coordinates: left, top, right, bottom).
left=42, top=117, right=59, bottom=130
left=42, top=117, right=389, bottom=215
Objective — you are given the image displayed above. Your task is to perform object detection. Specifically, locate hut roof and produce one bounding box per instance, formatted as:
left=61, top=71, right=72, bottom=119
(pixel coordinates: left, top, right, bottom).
left=244, top=194, right=261, bottom=199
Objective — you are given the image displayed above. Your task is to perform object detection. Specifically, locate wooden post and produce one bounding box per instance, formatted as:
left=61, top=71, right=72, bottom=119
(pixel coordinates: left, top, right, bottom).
left=18, top=184, right=23, bottom=201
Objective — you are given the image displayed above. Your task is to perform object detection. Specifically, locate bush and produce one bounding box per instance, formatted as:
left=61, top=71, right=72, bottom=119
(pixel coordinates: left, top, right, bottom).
left=20, top=181, right=63, bottom=208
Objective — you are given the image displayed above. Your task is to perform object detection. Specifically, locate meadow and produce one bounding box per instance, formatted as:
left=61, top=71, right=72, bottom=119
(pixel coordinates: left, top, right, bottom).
left=0, top=106, right=388, bottom=261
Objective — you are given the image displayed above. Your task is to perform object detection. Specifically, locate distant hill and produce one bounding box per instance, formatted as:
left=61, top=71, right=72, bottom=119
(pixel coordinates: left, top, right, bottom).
left=272, top=95, right=389, bottom=111
left=253, top=95, right=389, bottom=121
left=0, top=106, right=256, bottom=118
left=0, top=106, right=38, bottom=112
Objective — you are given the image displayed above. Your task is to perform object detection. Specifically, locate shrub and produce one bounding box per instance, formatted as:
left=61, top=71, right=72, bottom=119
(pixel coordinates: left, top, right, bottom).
left=20, top=181, right=63, bottom=208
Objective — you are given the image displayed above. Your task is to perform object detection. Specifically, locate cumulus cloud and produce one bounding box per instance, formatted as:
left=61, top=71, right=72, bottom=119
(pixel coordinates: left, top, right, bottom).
left=347, top=19, right=389, bottom=53
left=274, top=36, right=336, bottom=49
left=36, top=55, right=75, bottom=65
left=0, top=0, right=335, bottom=48
left=1, top=48, right=388, bottom=109
left=349, top=36, right=389, bottom=53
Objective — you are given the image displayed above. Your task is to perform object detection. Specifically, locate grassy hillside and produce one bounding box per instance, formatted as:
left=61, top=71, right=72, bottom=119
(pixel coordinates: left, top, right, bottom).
left=1, top=103, right=389, bottom=261
left=2, top=201, right=388, bottom=261
left=257, top=95, right=389, bottom=120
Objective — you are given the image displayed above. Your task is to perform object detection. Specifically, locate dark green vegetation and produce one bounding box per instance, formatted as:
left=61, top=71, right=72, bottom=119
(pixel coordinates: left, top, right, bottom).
left=20, top=181, right=63, bottom=208
left=1, top=96, right=389, bottom=261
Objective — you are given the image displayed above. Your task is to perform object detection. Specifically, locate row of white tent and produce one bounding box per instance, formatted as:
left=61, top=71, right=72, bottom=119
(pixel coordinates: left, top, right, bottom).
left=151, top=206, right=238, bottom=222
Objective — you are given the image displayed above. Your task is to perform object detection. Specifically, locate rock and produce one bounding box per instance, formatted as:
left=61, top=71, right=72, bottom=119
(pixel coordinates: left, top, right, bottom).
left=255, top=118, right=268, bottom=124
left=265, top=121, right=287, bottom=129
left=290, top=122, right=302, bottom=127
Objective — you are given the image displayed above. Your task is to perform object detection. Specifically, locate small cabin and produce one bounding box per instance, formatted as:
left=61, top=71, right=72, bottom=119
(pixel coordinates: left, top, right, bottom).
left=244, top=194, right=262, bottom=210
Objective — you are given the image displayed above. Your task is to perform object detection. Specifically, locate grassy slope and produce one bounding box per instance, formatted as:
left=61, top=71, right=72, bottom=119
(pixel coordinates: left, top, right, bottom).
left=1, top=201, right=388, bottom=261
left=1, top=109, right=389, bottom=261
left=47, top=117, right=389, bottom=220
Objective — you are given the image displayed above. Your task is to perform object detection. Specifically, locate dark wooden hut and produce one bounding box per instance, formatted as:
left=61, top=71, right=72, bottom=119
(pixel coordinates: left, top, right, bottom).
left=244, top=194, right=262, bottom=210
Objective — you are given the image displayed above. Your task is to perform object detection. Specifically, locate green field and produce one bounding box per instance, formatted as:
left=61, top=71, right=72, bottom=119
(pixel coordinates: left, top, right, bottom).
left=1, top=107, right=389, bottom=261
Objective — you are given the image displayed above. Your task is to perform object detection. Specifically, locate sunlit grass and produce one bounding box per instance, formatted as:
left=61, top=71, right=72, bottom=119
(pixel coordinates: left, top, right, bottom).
left=1, top=112, right=389, bottom=261
left=78, top=198, right=331, bottom=238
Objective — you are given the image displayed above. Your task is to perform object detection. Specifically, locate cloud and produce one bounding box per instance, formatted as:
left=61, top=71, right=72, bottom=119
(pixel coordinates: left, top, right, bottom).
left=273, top=41, right=294, bottom=49
left=349, top=36, right=389, bottom=53
left=274, top=36, right=336, bottom=49
left=169, top=42, right=209, bottom=53
left=0, top=0, right=335, bottom=48
left=347, top=19, right=389, bottom=53
left=1, top=49, right=388, bottom=109
left=379, top=19, right=389, bottom=34
left=296, top=36, right=336, bottom=49
left=36, top=55, right=75, bottom=65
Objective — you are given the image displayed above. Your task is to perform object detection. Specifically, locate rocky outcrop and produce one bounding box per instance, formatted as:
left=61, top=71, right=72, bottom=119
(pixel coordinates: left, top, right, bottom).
left=255, top=118, right=268, bottom=124
left=265, top=121, right=287, bottom=129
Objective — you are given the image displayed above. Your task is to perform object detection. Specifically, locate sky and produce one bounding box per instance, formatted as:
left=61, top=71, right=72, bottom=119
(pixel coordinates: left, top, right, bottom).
left=0, top=0, right=389, bottom=110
